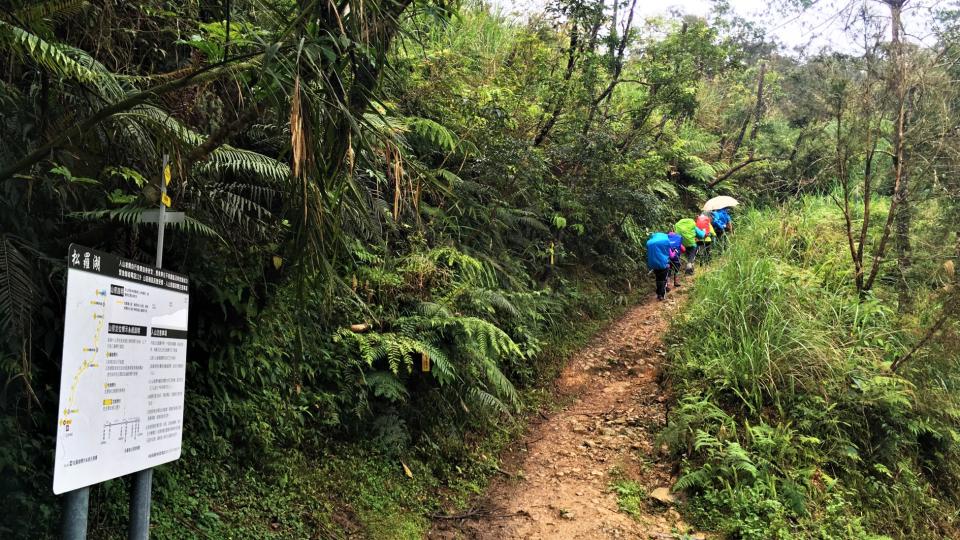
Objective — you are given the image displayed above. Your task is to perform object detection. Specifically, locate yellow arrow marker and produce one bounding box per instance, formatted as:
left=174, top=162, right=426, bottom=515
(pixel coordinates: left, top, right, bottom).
left=163, top=164, right=172, bottom=186
left=161, top=192, right=172, bottom=207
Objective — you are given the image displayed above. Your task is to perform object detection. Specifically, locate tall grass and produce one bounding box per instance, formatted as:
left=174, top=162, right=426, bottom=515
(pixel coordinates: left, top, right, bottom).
left=663, top=198, right=960, bottom=539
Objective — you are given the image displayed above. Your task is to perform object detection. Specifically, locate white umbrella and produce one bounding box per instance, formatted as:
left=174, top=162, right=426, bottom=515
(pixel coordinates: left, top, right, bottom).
left=703, top=196, right=739, bottom=212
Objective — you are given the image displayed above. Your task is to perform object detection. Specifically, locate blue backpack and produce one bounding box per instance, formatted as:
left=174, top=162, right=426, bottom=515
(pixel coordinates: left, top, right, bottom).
left=712, top=208, right=731, bottom=230
left=646, top=233, right=671, bottom=270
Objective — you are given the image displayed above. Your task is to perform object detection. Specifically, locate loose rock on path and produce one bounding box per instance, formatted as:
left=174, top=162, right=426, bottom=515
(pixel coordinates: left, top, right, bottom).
left=430, top=291, right=705, bottom=539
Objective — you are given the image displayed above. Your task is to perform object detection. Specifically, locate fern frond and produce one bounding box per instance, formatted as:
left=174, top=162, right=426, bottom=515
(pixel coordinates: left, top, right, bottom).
left=621, top=215, right=645, bottom=247
left=416, top=301, right=453, bottom=319
left=457, top=316, right=522, bottom=358
left=693, top=429, right=722, bottom=451
left=428, top=246, right=493, bottom=287
left=68, top=207, right=222, bottom=239
left=478, top=355, right=519, bottom=408
left=200, top=147, right=292, bottom=184
left=674, top=467, right=712, bottom=491
left=472, top=289, right=520, bottom=319
left=5, top=0, right=86, bottom=27
left=646, top=178, right=679, bottom=199
left=117, top=104, right=206, bottom=146
left=435, top=168, right=463, bottom=185
left=683, top=156, right=717, bottom=183
left=407, top=117, right=459, bottom=153
left=201, top=184, right=276, bottom=233
left=365, top=371, right=409, bottom=402
left=466, top=386, right=509, bottom=415
left=421, top=342, right=457, bottom=386
left=180, top=216, right=223, bottom=238
left=0, top=235, right=35, bottom=335
left=0, top=19, right=102, bottom=85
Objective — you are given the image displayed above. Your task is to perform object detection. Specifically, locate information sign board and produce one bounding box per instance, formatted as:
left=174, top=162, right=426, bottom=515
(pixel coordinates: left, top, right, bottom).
left=53, top=244, right=189, bottom=494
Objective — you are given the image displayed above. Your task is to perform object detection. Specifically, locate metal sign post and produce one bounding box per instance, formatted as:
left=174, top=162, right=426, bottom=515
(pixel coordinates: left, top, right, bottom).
left=128, top=468, right=152, bottom=540
left=128, top=154, right=170, bottom=540
left=62, top=487, right=89, bottom=540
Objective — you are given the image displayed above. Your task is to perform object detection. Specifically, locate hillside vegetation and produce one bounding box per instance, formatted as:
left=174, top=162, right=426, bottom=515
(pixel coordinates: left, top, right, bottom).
left=665, top=200, right=960, bottom=539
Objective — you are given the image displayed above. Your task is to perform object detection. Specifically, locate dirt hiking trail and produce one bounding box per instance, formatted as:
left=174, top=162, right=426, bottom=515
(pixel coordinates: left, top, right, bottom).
left=431, top=291, right=706, bottom=540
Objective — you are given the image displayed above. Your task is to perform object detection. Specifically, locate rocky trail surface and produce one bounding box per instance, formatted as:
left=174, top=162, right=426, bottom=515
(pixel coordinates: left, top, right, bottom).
left=431, top=292, right=706, bottom=539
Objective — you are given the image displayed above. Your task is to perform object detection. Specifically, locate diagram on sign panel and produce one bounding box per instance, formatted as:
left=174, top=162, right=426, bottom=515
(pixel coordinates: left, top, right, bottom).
left=61, top=287, right=107, bottom=433
left=102, top=418, right=141, bottom=443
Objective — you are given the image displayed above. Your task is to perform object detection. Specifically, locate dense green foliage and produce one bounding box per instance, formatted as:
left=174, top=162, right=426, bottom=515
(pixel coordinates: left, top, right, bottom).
left=0, top=1, right=757, bottom=537
left=3, top=0, right=960, bottom=537
left=664, top=200, right=960, bottom=539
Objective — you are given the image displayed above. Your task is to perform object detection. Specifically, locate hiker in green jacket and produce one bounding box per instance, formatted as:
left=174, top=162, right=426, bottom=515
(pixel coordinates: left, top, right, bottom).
left=674, top=218, right=704, bottom=275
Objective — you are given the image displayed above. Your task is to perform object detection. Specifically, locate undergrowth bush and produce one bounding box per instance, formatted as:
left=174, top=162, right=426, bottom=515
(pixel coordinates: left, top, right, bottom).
left=663, top=198, right=960, bottom=539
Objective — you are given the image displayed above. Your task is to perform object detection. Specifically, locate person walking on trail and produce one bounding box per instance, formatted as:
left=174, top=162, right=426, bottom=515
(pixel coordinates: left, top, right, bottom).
left=674, top=218, right=702, bottom=275
left=695, top=213, right=715, bottom=262
left=667, top=231, right=684, bottom=289
left=711, top=207, right=733, bottom=245
left=646, top=232, right=672, bottom=301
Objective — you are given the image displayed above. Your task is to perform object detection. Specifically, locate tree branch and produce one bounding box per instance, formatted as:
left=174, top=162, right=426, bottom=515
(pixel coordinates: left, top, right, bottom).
left=708, top=156, right=766, bottom=188
left=891, top=313, right=949, bottom=372
left=534, top=20, right=580, bottom=147
left=181, top=105, right=263, bottom=172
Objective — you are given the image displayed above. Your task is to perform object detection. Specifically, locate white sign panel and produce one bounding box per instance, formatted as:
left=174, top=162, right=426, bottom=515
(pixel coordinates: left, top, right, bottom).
left=53, top=244, right=189, bottom=494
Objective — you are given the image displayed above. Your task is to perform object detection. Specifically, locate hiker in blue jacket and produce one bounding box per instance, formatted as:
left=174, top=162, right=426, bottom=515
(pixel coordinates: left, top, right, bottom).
left=646, top=232, right=672, bottom=301
left=712, top=207, right=733, bottom=245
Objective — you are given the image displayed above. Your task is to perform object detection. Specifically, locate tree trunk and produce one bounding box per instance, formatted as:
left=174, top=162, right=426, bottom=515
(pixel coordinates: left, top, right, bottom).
left=583, top=0, right=638, bottom=135
left=746, top=62, right=767, bottom=157
left=862, top=0, right=911, bottom=295
left=889, top=0, right=914, bottom=312
left=730, top=62, right=766, bottom=160
left=857, top=135, right=877, bottom=293
left=787, top=129, right=804, bottom=164
left=534, top=21, right=580, bottom=147
left=832, top=99, right=862, bottom=292
left=616, top=83, right=659, bottom=152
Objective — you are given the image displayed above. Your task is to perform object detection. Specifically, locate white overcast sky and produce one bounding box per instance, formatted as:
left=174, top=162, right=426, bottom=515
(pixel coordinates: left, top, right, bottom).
left=488, top=0, right=949, bottom=55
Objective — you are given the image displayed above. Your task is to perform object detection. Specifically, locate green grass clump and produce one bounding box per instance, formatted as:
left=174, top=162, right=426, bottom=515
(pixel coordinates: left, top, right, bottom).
left=610, top=474, right=647, bottom=519
left=662, top=198, right=960, bottom=539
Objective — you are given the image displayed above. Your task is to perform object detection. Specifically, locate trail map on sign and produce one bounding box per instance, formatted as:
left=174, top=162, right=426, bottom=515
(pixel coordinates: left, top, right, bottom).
left=53, top=245, right=189, bottom=494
